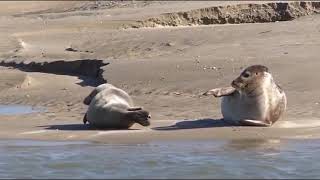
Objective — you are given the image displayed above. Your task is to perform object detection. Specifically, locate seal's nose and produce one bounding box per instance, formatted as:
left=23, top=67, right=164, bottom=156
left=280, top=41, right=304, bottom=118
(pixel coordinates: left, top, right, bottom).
left=148, top=114, right=151, bottom=119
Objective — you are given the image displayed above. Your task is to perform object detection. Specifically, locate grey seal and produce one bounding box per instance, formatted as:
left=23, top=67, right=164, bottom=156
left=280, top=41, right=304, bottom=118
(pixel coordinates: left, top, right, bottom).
left=204, top=65, right=287, bottom=127
left=83, top=83, right=151, bottom=129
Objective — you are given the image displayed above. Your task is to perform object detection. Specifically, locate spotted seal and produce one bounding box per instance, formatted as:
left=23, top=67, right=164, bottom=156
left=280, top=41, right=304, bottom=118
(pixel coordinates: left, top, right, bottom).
left=83, top=83, right=151, bottom=129
left=204, top=65, right=286, bottom=127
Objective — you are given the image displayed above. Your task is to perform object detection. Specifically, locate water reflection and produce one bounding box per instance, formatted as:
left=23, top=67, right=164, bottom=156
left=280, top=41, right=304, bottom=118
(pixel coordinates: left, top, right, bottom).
left=0, top=139, right=318, bottom=179
left=0, top=105, right=45, bottom=115
left=224, top=139, right=282, bottom=151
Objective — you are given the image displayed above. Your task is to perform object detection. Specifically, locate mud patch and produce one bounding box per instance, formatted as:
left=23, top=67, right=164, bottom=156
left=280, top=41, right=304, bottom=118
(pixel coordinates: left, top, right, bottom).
left=127, top=2, right=320, bottom=28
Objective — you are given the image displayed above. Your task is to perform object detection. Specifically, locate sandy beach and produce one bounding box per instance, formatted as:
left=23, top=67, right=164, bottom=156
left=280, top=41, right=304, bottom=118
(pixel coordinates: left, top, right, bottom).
left=0, top=1, right=320, bottom=144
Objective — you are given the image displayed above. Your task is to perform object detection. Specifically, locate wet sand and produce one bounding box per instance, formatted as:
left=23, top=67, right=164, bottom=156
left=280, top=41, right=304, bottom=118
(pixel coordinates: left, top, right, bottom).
left=0, top=1, right=320, bottom=143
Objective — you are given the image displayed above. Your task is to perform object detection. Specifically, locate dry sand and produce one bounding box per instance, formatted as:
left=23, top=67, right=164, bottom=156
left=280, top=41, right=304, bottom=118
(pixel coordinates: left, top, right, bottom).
left=0, top=1, right=320, bottom=144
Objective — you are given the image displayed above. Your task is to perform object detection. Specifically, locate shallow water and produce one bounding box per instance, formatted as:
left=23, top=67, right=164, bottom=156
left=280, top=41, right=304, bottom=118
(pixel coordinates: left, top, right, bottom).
left=0, top=139, right=319, bottom=178
left=0, top=105, right=45, bottom=115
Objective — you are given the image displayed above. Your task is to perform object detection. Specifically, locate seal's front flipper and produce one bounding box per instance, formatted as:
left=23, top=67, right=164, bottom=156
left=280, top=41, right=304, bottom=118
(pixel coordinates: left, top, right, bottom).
left=127, top=107, right=142, bottom=111
left=239, top=119, right=271, bottom=127
left=203, top=87, right=236, bottom=97
left=83, top=113, right=88, bottom=124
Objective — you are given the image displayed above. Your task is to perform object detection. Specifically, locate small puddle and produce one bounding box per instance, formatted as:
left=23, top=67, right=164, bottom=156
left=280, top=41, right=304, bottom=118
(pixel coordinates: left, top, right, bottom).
left=0, top=105, right=46, bottom=115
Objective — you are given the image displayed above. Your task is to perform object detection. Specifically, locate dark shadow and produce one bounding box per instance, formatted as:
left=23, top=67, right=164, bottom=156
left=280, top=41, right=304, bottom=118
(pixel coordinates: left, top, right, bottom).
left=76, top=75, right=105, bottom=87
left=153, top=118, right=235, bottom=131
left=38, top=124, right=140, bottom=131
left=39, top=124, right=92, bottom=130
left=0, top=59, right=109, bottom=87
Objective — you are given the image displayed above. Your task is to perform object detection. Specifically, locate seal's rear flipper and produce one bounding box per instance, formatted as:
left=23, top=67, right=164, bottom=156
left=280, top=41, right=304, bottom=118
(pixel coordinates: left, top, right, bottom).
left=239, top=119, right=271, bottom=127
left=83, top=113, right=88, bottom=124
left=203, top=87, right=236, bottom=97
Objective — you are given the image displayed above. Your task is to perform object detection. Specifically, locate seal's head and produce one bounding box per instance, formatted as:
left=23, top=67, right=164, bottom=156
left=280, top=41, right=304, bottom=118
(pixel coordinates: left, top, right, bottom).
left=231, top=65, right=269, bottom=94
left=127, top=107, right=151, bottom=126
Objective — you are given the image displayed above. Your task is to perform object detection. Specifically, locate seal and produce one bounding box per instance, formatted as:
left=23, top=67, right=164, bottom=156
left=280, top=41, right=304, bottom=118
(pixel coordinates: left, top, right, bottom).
left=83, top=83, right=151, bottom=129
left=204, top=65, right=287, bottom=127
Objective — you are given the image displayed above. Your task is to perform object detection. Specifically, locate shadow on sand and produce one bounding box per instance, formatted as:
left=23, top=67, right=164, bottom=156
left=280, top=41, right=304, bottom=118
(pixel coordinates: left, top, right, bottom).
left=75, top=75, right=105, bottom=87
left=0, top=59, right=109, bottom=87
left=39, top=124, right=92, bottom=130
left=38, top=124, right=140, bottom=131
left=39, top=119, right=234, bottom=131
left=152, top=118, right=234, bottom=131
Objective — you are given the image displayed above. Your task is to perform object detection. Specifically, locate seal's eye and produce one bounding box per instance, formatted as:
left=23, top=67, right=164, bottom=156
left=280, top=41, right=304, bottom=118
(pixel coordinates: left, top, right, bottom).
left=243, top=72, right=250, bottom=78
